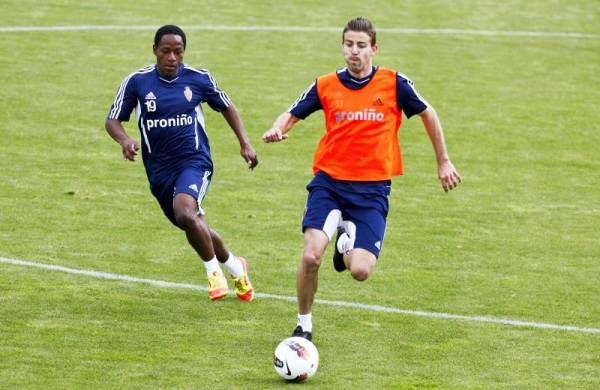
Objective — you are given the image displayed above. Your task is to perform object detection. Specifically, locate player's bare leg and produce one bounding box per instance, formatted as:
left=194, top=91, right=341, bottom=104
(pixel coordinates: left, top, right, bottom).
left=208, top=228, right=230, bottom=261
left=173, top=193, right=215, bottom=260
left=343, top=249, right=377, bottom=281
left=173, top=193, right=228, bottom=300
left=297, top=229, right=328, bottom=313
left=293, top=228, right=328, bottom=340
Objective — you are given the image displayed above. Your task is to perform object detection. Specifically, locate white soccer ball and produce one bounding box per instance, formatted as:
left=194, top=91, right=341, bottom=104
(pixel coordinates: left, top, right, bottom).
left=273, top=336, right=319, bottom=382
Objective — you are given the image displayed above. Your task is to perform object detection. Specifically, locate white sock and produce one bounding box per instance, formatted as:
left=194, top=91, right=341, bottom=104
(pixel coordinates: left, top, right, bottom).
left=202, top=257, right=221, bottom=276
left=338, top=220, right=357, bottom=253
left=337, top=233, right=351, bottom=253
left=297, top=313, right=313, bottom=332
left=221, top=252, right=244, bottom=278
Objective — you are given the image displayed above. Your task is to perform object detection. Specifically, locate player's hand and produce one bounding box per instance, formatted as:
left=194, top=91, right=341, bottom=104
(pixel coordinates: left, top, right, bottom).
left=262, top=127, right=288, bottom=143
left=438, top=160, right=461, bottom=192
left=121, top=138, right=139, bottom=161
left=241, top=144, right=259, bottom=170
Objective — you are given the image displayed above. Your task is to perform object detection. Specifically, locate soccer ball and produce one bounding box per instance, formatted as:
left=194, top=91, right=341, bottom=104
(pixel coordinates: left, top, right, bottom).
left=273, top=336, right=319, bottom=381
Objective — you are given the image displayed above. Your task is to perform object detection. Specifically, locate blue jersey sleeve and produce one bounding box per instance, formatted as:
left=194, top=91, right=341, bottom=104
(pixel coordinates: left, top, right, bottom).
left=107, top=74, right=138, bottom=121
left=198, top=71, right=231, bottom=112
left=396, top=73, right=428, bottom=118
left=288, top=82, right=322, bottom=119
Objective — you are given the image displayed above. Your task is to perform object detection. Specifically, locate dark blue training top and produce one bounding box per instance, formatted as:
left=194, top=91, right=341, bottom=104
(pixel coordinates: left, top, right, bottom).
left=107, top=64, right=230, bottom=186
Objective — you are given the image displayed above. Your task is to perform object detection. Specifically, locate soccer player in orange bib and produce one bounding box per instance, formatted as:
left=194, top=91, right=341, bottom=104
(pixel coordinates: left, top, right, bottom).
left=262, top=17, right=461, bottom=341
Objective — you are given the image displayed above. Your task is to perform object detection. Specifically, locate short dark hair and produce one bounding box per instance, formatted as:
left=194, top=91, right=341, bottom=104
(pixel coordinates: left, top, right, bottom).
left=154, top=24, right=186, bottom=49
left=342, top=17, right=376, bottom=45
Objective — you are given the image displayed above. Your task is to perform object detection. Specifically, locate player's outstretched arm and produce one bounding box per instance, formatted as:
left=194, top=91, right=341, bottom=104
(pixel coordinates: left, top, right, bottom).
left=262, top=112, right=300, bottom=143
left=221, top=104, right=259, bottom=169
left=418, top=106, right=462, bottom=192
left=105, top=118, right=139, bottom=161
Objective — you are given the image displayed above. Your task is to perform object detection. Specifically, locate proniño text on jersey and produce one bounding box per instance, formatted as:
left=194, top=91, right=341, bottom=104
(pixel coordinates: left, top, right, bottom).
left=145, top=114, right=194, bottom=130
left=334, top=108, right=385, bottom=123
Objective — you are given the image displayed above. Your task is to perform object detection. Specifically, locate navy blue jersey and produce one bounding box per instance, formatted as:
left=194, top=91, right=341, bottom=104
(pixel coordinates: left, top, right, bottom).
left=288, top=66, right=428, bottom=120
left=107, top=64, right=230, bottom=185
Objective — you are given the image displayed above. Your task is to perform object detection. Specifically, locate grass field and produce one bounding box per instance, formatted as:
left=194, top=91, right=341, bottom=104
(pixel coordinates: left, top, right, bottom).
left=1, top=1, right=600, bottom=388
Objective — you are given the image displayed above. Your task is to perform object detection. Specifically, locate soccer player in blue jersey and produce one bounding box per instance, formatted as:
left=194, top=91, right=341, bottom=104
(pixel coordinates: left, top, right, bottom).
left=105, top=25, right=258, bottom=302
left=263, top=17, right=461, bottom=340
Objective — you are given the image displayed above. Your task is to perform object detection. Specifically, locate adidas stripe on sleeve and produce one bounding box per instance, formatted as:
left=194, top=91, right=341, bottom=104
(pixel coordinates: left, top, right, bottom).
left=108, top=66, right=154, bottom=121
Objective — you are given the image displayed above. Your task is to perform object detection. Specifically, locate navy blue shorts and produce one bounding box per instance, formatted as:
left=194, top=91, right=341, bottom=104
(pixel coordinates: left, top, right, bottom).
left=150, top=167, right=212, bottom=227
left=302, top=172, right=391, bottom=257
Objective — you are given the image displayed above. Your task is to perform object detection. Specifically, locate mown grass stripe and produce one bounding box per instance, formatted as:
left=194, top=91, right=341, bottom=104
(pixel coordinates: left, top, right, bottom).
left=0, top=25, right=598, bottom=39
left=2, top=256, right=599, bottom=335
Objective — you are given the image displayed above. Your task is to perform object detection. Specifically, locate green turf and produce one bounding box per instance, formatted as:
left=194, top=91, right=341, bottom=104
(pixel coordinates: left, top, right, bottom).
left=1, top=1, right=599, bottom=388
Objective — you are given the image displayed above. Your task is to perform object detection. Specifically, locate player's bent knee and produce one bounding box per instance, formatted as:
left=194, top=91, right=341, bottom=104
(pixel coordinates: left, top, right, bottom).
left=302, top=251, right=323, bottom=270
left=174, top=210, right=199, bottom=230
left=347, top=249, right=376, bottom=281
left=350, top=267, right=371, bottom=281
left=348, top=259, right=374, bottom=281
